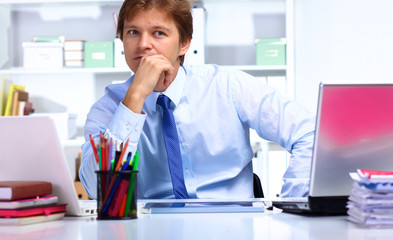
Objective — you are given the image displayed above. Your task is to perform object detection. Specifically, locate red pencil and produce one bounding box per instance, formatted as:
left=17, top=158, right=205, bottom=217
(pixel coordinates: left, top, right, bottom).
left=89, top=134, right=99, bottom=164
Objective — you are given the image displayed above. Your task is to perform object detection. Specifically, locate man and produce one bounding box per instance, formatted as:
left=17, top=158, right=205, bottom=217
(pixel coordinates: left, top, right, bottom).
left=80, top=0, right=315, bottom=200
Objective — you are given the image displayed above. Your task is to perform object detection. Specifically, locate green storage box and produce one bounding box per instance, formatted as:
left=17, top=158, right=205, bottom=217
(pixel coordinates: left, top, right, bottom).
left=84, top=41, right=114, bottom=68
left=256, top=38, right=286, bottom=66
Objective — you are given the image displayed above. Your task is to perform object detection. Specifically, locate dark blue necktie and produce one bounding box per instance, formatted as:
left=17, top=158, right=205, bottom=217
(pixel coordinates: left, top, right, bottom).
left=157, top=95, right=189, bottom=199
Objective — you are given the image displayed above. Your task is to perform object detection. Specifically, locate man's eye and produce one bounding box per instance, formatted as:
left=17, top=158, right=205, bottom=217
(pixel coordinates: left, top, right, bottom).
left=129, top=30, right=138, bottom=35
left=155, top=31, right=165, bottom=37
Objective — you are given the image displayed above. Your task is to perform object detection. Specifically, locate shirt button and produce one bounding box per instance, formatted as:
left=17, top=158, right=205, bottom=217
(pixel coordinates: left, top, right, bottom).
left=185, top=168, right=190, bottom=174
left=126, top=124, right=131, bottom=130
left=135, top=125, right=140, bottom=131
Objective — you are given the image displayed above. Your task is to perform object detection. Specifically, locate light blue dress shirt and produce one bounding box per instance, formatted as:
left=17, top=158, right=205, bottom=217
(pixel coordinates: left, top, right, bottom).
left=79, top=65, right=315, bottom=199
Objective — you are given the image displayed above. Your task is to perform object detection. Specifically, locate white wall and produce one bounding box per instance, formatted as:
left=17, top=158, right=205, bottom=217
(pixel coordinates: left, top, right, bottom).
left=0, top=6, right=10, bottom=69
left=294, top=0, right=393, bottom=114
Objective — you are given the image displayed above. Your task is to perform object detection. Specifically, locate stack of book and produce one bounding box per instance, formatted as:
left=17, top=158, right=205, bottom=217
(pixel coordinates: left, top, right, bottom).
left=0, top=181, right=66, bottom=226
left=3, top=84, right=34, bottom=116
left=64, top=40, right=85, bottom=68
left=347, top=169, right=393, bottom=227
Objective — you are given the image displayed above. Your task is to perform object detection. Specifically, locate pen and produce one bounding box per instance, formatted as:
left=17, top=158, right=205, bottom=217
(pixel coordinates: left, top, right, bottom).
left=120, top=152, right=132, bottom=171
left=107, top=139, right=113, bottom=171
left=113, top=140, right=120, bottom=171
left=114, top=150, right=121, bottom=170
left=114, top=138, right=129, bottom=171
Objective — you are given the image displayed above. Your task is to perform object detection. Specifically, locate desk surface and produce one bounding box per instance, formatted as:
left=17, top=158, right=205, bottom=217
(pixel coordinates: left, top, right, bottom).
left=1, top=209, right=393, bottom=240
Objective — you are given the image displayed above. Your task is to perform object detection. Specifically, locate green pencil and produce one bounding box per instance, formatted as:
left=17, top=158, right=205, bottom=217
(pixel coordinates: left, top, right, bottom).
left=124, top=151, right=139, bottom=217
left=98, top=146, right=102, bottom=170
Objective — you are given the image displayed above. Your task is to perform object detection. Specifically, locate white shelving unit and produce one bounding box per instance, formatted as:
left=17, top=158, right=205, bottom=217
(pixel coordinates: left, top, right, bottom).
left=0, top=65, right=284, bottom=76
left=0, top=0, right=122, bottom=7
left=0, top=67, right=131, bottom=75
left=0, top=0, right=294, bottom=197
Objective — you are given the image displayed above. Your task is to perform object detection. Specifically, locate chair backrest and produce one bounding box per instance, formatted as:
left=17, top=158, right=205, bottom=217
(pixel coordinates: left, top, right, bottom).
left=253, top=173, right=264, bottom=198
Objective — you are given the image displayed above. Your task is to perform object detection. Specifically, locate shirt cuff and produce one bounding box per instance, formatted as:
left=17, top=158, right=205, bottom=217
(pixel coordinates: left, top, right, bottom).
left=280, top=178, right=310, bottom=197
left=108, top=102, right=146, bottom=142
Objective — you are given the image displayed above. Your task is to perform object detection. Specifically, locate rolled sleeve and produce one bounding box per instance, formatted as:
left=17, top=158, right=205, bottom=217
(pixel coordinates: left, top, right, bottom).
left=281, top=131, right=315, bottom=197
left=79, top=96, right=146, bottom=199
left=108, top=102, right=146, bottom=146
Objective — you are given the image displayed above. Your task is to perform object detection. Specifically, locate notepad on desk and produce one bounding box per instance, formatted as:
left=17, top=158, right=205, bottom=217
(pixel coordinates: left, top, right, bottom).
left=139, top=198, right=271, bottom=214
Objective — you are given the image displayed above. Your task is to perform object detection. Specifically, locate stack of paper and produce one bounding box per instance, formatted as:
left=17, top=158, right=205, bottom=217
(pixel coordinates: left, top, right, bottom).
left=64, top=40, right=85, bottom=67
left=347, top=169, right=393, bottom=227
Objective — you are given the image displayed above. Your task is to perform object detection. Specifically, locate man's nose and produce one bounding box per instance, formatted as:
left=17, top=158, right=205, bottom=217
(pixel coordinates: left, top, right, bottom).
left=138, top=33, right=152, bottom=50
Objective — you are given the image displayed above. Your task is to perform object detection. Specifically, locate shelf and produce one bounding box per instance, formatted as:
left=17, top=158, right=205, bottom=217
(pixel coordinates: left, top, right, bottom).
left=0, top=67, right=132, bottom=75
left=0, top=0, right=286, bottom=11
left=0, top=0, right=284, bottom=5
left=0, top=0, right=123, bottom=7
left=229, top=65, right=286, bottom=76
left=0, top=65, right=285, bottom=76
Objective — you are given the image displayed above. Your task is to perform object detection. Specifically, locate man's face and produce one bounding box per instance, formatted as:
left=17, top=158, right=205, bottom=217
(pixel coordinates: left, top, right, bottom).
left=122, top=8, right=188, bottom=74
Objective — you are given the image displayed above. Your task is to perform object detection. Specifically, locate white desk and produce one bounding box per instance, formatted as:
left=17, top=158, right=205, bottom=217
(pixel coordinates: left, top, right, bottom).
left=1, top=208, right=393, bottom=240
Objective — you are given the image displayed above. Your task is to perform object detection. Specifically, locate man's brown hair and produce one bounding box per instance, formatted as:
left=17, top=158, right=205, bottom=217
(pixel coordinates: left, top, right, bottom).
left=117, top=0, right=193, bottom=65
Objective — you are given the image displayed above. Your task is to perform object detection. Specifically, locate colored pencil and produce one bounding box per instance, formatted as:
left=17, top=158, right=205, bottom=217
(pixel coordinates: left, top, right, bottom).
left=124, top=151, right=139, bottom=217
left=89, top=134, right=99, bottom=164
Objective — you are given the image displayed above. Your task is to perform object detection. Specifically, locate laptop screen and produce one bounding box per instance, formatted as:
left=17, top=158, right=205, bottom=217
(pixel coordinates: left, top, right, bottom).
left=0, top=116, right=85, bottom=215
left=310, top=83, right=393, bottom=196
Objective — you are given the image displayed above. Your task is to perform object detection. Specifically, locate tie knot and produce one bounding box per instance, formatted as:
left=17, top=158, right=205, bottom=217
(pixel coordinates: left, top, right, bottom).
left=157, top=95, right=172, bottom=110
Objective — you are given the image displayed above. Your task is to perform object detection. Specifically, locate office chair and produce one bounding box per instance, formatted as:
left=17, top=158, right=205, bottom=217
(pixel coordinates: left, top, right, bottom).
left=253, top=173, right=264, bottom=198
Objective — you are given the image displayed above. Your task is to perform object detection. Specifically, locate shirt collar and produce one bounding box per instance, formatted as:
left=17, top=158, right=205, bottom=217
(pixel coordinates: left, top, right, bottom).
left=145, top=66, right=186, bottom=112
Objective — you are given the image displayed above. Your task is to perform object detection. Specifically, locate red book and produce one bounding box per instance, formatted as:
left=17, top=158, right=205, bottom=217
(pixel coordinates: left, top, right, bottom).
left=0, top=181, right=52, bottom=201
left=358, top=169, right=393, bottom=178
left=356, top=169, right=393, bottom=183
left=0, top=204, right=66, bottom=218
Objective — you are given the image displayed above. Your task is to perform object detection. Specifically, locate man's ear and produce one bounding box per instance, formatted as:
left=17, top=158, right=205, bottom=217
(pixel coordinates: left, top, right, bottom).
left=179, top=38, right=191, bottom=56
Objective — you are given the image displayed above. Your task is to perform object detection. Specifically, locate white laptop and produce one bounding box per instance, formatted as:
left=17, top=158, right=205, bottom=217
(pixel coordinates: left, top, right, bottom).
left=0, top=116, right=96, bottom=216
left=273, top=83, right=393, bottom=214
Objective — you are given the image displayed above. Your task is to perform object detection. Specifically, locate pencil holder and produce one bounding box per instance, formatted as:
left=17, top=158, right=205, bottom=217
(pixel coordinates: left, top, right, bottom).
left=95, top=170, right=138, bottom=220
